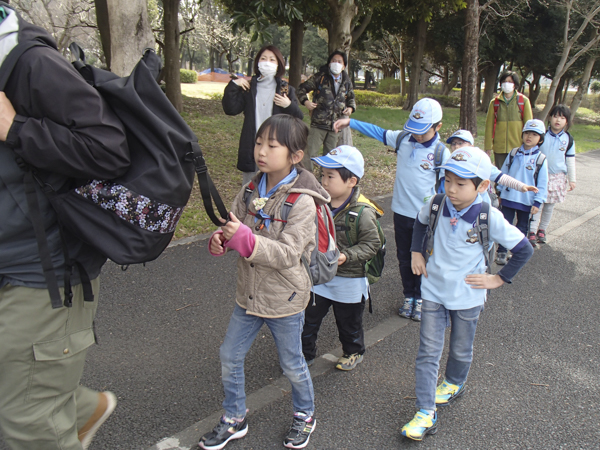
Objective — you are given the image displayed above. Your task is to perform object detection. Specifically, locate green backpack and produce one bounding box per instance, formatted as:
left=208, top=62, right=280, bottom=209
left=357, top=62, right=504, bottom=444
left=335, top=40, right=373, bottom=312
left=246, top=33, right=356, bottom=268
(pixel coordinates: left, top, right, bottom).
left=343, top=195, right=387, bottom=285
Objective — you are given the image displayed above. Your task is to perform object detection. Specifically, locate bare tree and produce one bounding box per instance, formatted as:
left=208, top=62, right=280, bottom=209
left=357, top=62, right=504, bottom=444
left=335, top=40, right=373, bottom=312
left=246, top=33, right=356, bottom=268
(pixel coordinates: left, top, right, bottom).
left=570, top=53, right=598, bottom=115
left=537, top=0, right=600, bottom=121
left=13, top=0, right=99, bottom=56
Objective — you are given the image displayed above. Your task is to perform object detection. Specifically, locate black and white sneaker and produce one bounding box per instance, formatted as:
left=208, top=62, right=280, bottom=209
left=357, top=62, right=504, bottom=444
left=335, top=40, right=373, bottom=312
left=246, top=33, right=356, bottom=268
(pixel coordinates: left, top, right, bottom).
left=199, top=416, right=248, bottom=450
left=283, top=412, right=316, bottom=449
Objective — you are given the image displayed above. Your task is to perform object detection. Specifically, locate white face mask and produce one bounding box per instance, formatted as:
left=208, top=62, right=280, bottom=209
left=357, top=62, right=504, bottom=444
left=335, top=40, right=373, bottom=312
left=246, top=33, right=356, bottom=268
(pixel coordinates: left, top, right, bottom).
left=329, top=62, right=343, bottom=75
left=258, top=61, right=278, bottom=78
left=501, top=82, right=515, bottom=94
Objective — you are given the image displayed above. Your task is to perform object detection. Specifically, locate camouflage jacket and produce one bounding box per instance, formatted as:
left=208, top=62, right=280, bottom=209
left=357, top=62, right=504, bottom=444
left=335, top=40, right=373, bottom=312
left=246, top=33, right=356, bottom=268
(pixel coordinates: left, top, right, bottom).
left=296, top=66, right=356, bottom=131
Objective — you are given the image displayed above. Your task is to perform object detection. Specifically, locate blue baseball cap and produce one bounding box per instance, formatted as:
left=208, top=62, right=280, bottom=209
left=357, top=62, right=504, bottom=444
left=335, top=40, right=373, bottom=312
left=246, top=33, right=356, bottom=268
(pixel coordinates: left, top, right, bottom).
left=522, top=119, right=546, bottom=135
left=312, top=145, right=365, bottom=178
left=439, top=146, right=492, bottom=180
left=403, top=98, right=443, bottom=134
left=446, top=129, right=474, bottom=146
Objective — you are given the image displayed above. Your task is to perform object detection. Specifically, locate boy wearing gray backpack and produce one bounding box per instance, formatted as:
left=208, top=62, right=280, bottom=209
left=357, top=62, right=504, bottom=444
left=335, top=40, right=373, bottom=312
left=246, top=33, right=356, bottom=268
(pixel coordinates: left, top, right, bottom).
left=301, top=145, right=384, bottom=371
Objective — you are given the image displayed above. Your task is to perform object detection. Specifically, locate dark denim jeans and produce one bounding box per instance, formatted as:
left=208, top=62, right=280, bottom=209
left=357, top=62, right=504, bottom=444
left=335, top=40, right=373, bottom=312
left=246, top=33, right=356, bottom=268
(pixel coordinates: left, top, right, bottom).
left=498, top=206, right=530, bottom=253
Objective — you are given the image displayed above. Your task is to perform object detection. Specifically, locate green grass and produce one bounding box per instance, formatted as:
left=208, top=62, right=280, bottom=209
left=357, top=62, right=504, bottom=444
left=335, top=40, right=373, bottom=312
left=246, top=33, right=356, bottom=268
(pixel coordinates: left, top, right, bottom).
left=176, top=91, right=600, bottom=239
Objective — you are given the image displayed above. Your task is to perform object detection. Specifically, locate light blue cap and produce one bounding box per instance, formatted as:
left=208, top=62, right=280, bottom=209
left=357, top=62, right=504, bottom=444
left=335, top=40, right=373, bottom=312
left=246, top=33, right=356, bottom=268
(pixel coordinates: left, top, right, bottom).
left=312, top=145, right=365, bottom=178
left=446, top=129, right=474, bottom=146
left=522, top=119, right=546, bottom=135
left=403, top=98, right=443, bottom=134
left=439, top=146, right=492, bottom=180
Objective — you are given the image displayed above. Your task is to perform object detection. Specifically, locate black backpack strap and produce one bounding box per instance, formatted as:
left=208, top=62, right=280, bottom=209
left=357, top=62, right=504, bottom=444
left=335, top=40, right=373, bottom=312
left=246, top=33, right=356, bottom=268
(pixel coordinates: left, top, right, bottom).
left=534, top=152, right=546, bottom=185
left=475, top=202, right=492, bottom=272
left=425, top=194, right=445, bottom=261
left=22, top=170, right=64, bottom=308
left=433, top=141, right=446, bottom=192
left=395, top=130, right=410, bottom=153
left=189, top=142, right=230, bottom=226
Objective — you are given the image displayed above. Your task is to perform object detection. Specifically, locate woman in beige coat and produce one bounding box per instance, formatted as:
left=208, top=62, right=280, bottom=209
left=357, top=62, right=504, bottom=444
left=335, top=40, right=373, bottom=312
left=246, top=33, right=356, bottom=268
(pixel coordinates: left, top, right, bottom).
left=202, top=115, right=330, bottom=450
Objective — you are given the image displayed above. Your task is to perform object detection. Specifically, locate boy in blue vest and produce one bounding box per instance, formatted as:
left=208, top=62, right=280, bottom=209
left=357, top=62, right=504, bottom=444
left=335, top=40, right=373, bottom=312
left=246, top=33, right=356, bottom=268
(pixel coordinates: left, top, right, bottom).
left=401, top=147, right=533, bottom=441
left=334, top=98, right=451, bottom=321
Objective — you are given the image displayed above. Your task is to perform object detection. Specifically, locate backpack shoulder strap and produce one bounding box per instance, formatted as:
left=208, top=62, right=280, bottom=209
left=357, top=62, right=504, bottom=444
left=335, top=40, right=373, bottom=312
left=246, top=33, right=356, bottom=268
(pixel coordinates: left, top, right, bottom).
left=344, top=205, right=366, bottom=247
left=0, top=39, right=49, bottom=90
left=507, top=148, right=519, bottom=171
left=281, top=192, right=303, bottom=222
left=534, top=152, right=547, bottom=185
left=517, top=93, right=525, bottom=120
left=243, top=181, right=256, bottom=209
left=433, top=141, right=446, bottom=192
left=492, top=96, right=500, bottom=139
left=566, top=132, right=574, bottom=158
left=395, top=130, right=411, bottom=153
left=476, top=201, right=492, bottom=272
left=425, top=194, right=445, bottom=259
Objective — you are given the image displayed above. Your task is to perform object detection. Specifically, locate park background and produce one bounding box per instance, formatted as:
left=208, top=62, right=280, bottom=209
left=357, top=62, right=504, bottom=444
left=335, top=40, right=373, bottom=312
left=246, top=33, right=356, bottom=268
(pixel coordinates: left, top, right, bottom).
left=10, top=0, right=600, bottom=237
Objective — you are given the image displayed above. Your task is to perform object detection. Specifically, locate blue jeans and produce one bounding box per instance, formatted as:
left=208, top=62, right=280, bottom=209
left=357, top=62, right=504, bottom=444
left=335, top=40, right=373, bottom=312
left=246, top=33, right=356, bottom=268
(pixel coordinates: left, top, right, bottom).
left=415, top=300, right=483, bottom=411
left=220, top=305, right=314, bottom=418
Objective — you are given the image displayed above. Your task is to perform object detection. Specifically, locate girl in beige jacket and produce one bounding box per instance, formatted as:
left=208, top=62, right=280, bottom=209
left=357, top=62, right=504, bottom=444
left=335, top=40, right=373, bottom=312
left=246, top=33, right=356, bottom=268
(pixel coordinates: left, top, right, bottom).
left=203, top=115, right=330, bottom=450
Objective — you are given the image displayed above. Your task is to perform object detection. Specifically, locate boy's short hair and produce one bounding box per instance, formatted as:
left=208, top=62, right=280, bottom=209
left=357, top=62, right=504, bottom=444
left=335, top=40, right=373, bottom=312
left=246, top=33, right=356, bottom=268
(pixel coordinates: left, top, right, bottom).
left=311, top=145, right=365, bottom=178
left=470, top=177, right=484, bottom=188
left=404, top=98, right=443, bottom=134
left=499, top=70, right=520, bottom=87
left=548, top=104, right=572, bottom=130
left=335, top=167, right=360, bottom=185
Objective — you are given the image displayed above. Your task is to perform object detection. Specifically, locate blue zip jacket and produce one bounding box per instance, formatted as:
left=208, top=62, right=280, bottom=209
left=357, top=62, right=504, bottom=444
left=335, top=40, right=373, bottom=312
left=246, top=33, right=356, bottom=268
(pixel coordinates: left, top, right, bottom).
left=498, top=145, right=548, bottom=210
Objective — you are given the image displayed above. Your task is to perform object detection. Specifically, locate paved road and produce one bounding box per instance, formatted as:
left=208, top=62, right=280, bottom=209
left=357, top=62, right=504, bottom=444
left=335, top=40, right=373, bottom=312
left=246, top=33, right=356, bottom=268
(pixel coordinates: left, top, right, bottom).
left=1, top=151, right=599, bottom=450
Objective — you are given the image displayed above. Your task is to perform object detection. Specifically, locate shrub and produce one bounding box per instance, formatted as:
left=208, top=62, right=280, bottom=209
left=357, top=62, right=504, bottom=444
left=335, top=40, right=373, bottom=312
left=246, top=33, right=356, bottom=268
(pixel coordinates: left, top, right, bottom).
left=377, top=78, right=402, bottom=94
left=180, top=69, right=197, bottom=84
left=209, top=92, right=223, bottom=101
left=354, top=90, right=405, bottom=107
left=590, top=81, right=600, bottom=94
left=425, top=94, right=460, bottom=108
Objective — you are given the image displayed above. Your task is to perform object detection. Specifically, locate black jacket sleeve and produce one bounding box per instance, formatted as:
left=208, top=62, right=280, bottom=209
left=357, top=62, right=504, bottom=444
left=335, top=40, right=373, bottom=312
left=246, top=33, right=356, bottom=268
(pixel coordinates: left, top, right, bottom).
left=281, top=85, right=303, bottom=119
left=222, top=80, right=248, bottom=116
left=5, top=46, right=129, bottom=180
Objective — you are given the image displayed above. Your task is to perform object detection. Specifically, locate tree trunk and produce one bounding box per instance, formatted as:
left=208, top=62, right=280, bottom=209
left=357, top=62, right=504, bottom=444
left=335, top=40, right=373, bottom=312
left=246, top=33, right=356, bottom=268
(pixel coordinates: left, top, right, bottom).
left=95, top=0, right=154, bottom=76
left=404, top=18, right=427, bottom=110
left=554, top=76, right=566, bottom=108
left=163, top=0, right=182, bottom=112
left=247, top=49, right=254, bottom=77
left=459, top=0, right=479, bottom=135
left=399, top=46, right=406, bottom=96
left=479, top=62, right=501, bottom=113
left=289, top=19, right=304, bottom=88
left=528, top=72, right=542, bottom=108
left=441, top=65, right=449, bottom=95
left=570, top=55, right=596, bottom=117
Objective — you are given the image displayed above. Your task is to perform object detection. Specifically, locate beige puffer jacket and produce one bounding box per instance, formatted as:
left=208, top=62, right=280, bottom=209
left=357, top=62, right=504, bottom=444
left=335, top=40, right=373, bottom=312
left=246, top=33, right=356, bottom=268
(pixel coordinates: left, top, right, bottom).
left=230, top=168, right=330, bottom=318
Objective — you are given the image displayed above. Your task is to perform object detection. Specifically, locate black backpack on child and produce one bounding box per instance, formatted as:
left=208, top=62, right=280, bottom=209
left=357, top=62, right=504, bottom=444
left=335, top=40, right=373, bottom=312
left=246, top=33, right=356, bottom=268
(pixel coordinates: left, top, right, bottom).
left=2, top=41, right=228, bottom=308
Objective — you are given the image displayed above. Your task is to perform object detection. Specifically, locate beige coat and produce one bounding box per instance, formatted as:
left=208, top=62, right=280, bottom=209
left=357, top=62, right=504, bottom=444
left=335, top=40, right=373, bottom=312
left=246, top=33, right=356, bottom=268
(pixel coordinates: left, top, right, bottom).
left=230, top=168, right=330, bottom=318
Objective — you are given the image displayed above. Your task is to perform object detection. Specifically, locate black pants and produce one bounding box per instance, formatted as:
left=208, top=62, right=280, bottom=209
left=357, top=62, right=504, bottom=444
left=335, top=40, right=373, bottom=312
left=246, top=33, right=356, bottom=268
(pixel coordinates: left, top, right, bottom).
left=394, top=212, right=421, bottom=299
left=498, top=205, right=530, bottom=253
left=302, top=293, right=365, bottom=361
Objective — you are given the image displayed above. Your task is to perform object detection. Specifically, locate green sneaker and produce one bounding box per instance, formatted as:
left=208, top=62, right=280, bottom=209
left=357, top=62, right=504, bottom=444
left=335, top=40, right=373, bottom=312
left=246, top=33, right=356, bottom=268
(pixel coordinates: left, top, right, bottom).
left=435, top=379, right=466, bottom=405
left=401, top=409, right=437, bottom=441
left=335, top=353, right=363, bottom=371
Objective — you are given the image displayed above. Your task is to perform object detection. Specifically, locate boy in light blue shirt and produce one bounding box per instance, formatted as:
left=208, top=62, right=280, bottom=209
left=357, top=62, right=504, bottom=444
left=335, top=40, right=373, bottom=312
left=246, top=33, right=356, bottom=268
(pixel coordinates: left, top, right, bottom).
left=497, top=119, right=548, bottom=262
left=334, top=98, right=451, bottom=321
left=401, top=147, right=534, bottom=441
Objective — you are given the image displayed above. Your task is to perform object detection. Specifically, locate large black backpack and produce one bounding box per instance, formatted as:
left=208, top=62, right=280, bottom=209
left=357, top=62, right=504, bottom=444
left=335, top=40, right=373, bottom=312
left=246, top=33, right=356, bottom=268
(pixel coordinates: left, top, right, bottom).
left=1, top=40, right=228, bottom=308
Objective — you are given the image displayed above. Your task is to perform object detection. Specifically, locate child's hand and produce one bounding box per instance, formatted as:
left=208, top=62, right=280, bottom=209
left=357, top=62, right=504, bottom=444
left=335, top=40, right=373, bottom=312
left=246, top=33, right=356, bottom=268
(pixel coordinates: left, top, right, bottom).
left=568, top=182, right=576, bottom=191
left=531, top=206, right=539, bottom=215
left=465, top=273, right=504, bottom=289
left=522, top=184, right=539, bottom=193
left=209, top=232, right=227, bottom=255
left=222, top=212, right=241, bottom=240
left=333, top=118, right=350, bottom=133
left=337, top=253, right=347, bottom=265
left=411, top=252, right=428, bottom=278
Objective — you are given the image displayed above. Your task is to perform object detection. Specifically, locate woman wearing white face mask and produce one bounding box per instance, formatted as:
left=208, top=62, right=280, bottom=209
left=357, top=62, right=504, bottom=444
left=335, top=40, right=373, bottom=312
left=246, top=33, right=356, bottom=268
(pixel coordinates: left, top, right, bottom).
left=484, top=70, right=533, bottom=169
left=297, top=50, right=356, bottom=171
left=222, top=45, right=303, bottom=185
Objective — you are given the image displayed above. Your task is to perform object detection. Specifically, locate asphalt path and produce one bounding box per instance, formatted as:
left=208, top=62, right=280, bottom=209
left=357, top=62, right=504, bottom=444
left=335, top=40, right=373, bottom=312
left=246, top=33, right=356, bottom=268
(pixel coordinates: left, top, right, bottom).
left=1, top=151, right=599, bottom=450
